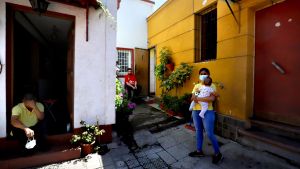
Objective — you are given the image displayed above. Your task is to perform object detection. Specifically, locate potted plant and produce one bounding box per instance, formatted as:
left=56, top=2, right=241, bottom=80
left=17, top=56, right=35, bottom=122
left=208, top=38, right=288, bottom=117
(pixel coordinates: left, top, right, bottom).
left=155, top=47, right=174, bottom=81
left=70, top=121, right=105, bottom=156
left=159, top=47, right=172, bottom=65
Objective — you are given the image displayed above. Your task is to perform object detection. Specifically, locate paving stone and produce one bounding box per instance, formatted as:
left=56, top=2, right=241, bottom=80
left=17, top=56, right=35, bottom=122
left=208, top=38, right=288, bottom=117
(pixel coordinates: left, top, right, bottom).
left=125, top=159, right=140, bottom=168
left=108, top=148, right=130, bottom=161
left=166, top=144, right=189, bottom=160
left=157, top=150, right=177, bottom=165
left=132, top=166, right=143, bottom=169
left=137, top=156, right=150, bottom=165
left=134, top=151, right=147, bottom=158
left=142, top=162, right=156, bottom=169
left=182, top=137, right=197, bottom=152
left=121, top=154, right=136, bottom=161
left=99, top=164, right=116, bottom=169
left=144, top=145, right=163, bottom=154
left=115, top=161, right=126, bottom=168
left=157, top=136, right=177, bottom=149
left=171, top=130, right=193, bottom=143
left=134, top=130, right=157, bottom=147
left=151, top=158, right=168, bottom=168
left=147, top=153, right=160, bottom=160
left=100, top=154, right=114, bottom=167
left=116, top=167, right=128, bottom=169
left=108, top=142, right=119, bottom=149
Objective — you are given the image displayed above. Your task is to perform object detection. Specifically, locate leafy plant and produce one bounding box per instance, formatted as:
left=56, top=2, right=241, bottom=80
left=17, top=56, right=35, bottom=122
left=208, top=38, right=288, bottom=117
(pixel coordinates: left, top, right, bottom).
left=115, top=78, right=124, bottom=109
left=159, top=47, right=172, bottom=65
left=70, top=121, right=105, bottom=144
left=154, top=64, right=167, bottom=81
left=160, top=93, right=192, bottom=119
left=154, top=47, right=172, bottom=81
left=161, top=63, right=193, bottom=92
left=115, top=78, right=136, bottom=115
left=154, top=47, right=193, bottom=95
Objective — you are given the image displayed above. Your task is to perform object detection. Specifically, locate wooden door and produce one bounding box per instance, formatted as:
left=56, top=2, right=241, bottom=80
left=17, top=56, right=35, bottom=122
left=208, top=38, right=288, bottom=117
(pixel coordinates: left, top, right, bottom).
left=254, top=0, right=300, bottom=126
left=134, top=48, right=149, bottom=96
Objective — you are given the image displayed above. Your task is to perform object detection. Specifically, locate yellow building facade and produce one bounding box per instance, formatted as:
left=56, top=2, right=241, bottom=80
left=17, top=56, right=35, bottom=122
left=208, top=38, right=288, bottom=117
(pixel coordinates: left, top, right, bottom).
left=147, top=0, right=284, bottom=122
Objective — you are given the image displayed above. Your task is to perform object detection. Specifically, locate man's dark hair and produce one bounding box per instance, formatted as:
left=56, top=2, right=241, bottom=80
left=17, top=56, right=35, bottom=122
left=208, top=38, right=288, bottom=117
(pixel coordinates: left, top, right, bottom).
left=199, top=68, right=210, bottom=75
left=23, top=93, right=36, bottom=101
left=203, top=76, right=212, bottom=86
left=127, top=68, right=132, bottom=71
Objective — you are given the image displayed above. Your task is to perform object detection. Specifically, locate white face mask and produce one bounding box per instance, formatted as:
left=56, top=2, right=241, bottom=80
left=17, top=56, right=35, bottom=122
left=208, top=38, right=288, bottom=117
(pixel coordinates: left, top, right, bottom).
left=199, top=75, right=208, bottom=81
left=25, top=137, right=36, bottom=149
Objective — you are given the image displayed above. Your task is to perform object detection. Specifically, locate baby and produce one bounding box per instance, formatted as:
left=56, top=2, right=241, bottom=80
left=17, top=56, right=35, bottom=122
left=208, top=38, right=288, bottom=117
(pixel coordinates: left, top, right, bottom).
left=189, top=76, right=215, bottom=118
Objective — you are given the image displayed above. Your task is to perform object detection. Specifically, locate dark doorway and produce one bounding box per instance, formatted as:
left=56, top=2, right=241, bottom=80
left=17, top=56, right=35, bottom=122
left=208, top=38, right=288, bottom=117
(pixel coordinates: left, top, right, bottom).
left=6, top=4, right=75, bottom=135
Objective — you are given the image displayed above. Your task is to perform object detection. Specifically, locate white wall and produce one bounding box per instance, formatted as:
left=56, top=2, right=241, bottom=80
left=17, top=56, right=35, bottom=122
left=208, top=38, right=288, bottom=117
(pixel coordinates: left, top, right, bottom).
left=0, top=0, right=117, bottom=137
left=117, top=0, right=153, bottom=49
left=153, top=0, right=167, bottom=12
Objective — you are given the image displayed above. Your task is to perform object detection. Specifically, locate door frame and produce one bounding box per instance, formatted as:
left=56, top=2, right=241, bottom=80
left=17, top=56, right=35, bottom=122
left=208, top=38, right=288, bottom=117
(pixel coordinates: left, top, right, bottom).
left=148, top=47, right=156, bottom=95
left=5, top=3, right=76, bottom=135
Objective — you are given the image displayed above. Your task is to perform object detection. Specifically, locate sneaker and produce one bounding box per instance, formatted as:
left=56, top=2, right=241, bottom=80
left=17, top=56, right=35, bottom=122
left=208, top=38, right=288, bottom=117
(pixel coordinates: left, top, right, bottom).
left=188, top=151, right=205, bottom=157
left=212, top=153, right=224, bottom=164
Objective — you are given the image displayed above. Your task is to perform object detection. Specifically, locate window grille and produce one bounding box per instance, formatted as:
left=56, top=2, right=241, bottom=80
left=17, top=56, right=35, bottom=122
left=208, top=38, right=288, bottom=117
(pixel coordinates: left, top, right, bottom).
left=117, top=49, right=132, bottom=76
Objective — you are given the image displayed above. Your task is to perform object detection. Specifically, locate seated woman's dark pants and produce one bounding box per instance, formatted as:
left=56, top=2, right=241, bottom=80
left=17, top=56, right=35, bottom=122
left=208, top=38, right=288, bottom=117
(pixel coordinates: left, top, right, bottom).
left=11, top=121, right=46, bottom=149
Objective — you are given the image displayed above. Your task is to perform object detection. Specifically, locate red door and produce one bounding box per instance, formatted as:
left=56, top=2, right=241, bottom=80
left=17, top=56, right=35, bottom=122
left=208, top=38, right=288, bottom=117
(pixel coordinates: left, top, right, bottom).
left=254, top=0, right=300, bottom=126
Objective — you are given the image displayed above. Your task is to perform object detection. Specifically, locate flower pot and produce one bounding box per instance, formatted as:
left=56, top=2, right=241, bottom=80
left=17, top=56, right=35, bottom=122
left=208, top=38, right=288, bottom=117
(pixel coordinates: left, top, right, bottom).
left=166, top=109, right=176, bottom=116
left=81, top=142, right=94, bottom=156
left=166, top=63, right=174, bottom=71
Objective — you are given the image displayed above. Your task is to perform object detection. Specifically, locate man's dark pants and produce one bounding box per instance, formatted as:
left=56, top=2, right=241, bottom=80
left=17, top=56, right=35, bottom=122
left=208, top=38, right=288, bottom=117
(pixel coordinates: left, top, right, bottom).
left=125, top=85, right=137, bottom=100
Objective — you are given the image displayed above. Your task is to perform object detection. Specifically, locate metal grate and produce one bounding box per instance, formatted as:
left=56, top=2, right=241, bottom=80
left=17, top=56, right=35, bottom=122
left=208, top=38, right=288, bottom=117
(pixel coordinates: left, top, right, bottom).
left=117, top=49, right=132, bottom=76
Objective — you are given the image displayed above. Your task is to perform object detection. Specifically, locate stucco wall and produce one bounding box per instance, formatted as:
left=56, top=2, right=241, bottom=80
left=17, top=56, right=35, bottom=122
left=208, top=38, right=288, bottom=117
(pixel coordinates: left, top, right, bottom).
left=0, top=0, right=117, bottom=137
left=117, top=0, right=153, bottom=49
left=147, top=0, right=276, bottom=121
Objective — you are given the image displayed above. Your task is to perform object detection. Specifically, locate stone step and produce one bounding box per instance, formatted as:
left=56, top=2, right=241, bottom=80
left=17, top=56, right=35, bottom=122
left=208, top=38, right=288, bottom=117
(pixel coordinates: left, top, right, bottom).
left=0, top=133, right=81, bottom=168
left=0, top=147, right=80, bottom=169
left=250, top=119, right=300, bottom=140
left=237, top=128, right=300, bottom=166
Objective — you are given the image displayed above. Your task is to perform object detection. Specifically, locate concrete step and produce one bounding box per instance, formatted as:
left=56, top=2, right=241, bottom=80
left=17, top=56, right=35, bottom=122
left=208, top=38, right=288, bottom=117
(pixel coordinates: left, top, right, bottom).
left=0, top=133, right=81, bottom=168
left=237, top=128, right=300, bottom=166
left=251, top=119, right=300, bottom=140
left=0, top=147, right=80, bottom=169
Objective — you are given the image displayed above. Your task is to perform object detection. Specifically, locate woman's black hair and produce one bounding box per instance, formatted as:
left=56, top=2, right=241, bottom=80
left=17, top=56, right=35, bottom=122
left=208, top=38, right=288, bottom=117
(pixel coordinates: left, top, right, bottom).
left=199, top=68, right=210, bottom=75
left=23, top=93, right=36, bottom=101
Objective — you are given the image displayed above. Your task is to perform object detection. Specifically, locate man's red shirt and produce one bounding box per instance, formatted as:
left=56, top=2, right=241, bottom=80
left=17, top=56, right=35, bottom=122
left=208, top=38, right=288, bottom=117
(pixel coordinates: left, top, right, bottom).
left=125, top=74, right=137, bottom=86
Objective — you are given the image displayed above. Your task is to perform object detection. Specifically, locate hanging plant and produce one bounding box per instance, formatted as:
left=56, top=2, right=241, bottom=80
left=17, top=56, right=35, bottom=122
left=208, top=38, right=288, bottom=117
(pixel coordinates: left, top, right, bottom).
left=159, top=47, right=172, bottom=65
left=154, top=47, right=172, bottom=81
left=161, top=63, right=193, bottom=92
left=154, top=47, right=193, bottom=94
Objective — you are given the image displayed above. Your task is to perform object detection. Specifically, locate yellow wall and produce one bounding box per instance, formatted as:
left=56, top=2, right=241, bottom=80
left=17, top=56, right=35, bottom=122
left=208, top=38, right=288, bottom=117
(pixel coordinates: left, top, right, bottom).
left=147, top=0, right=279, bottom=121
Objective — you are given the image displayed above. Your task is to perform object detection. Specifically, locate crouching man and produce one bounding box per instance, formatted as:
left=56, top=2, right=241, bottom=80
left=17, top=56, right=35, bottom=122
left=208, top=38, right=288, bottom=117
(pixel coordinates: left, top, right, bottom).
left=11, top=93, right=46, bottom=152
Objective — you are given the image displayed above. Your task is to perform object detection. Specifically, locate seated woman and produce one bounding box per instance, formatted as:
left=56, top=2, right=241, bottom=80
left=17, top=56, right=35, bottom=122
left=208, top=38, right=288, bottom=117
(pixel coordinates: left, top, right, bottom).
left=11, top=93, right=46, bottom=152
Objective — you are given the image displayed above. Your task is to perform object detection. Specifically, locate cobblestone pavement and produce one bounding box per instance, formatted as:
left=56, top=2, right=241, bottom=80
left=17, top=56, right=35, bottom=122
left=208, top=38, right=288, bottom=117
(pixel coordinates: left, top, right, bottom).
left=37, top=124, right=298, bottom=169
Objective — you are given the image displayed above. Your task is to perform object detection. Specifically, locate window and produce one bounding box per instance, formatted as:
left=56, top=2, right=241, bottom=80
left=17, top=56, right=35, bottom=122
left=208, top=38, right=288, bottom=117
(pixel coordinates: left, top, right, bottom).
left=117, top=48, right=133, bottom=76
left=195, top=8, right=217, bottom=62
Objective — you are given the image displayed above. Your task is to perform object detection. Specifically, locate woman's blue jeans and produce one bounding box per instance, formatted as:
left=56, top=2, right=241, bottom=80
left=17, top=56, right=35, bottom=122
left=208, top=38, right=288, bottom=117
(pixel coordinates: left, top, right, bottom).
left=192, top=110, right=220, bottom=154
